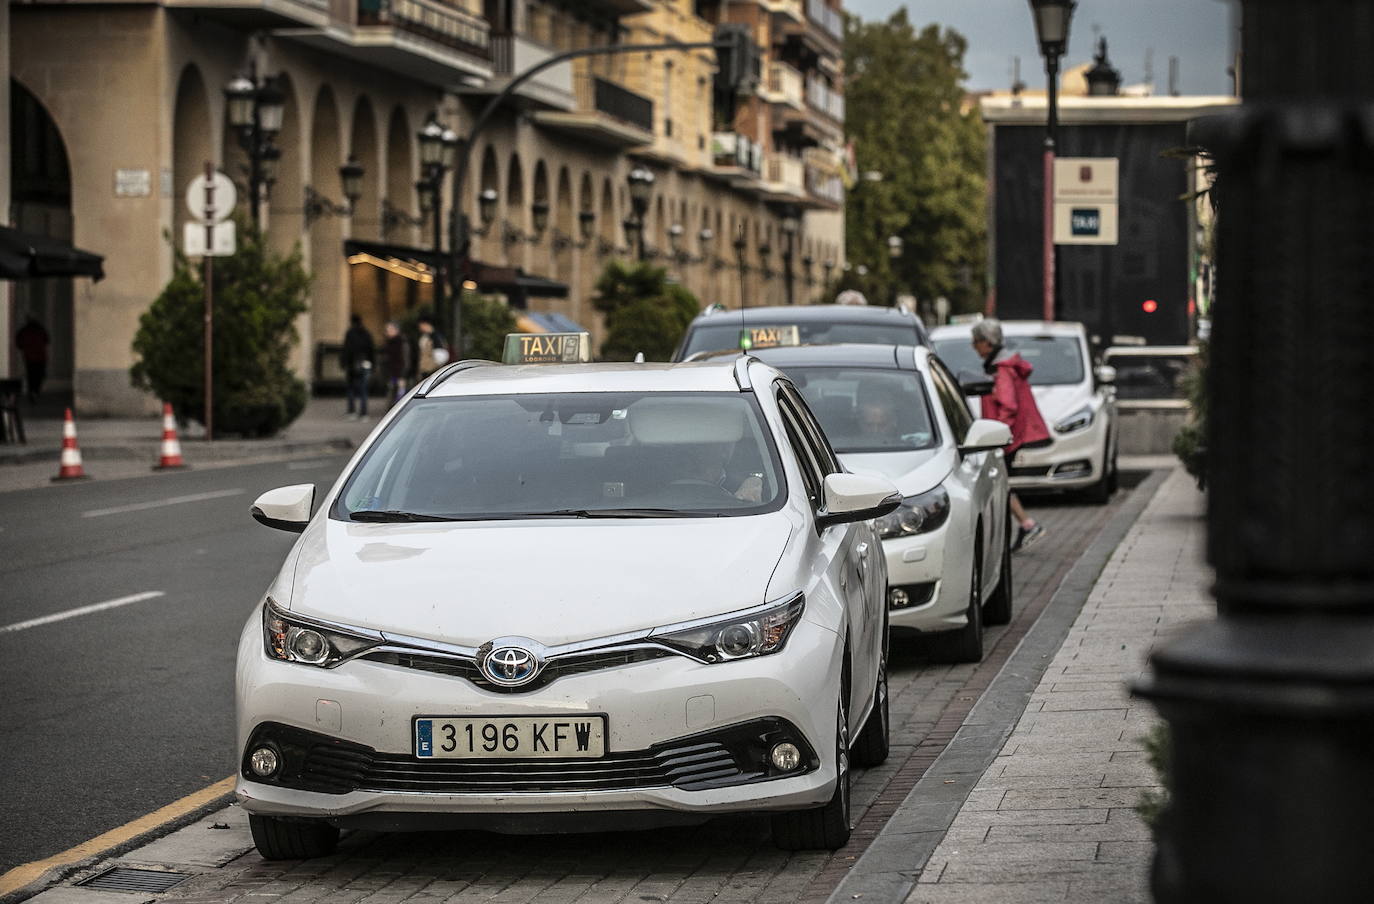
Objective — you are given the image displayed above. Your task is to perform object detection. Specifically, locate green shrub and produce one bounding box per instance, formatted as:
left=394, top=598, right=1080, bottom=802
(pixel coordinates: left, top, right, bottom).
left=1137, top=723, right=1172, bottom=834
left=397, top=292, right=516, bottom=366
left=1172, top=340, right=1209, bottom=489
left=593, top=261, right=699, bottom=361
left=130, top=222, right=309, bottom=437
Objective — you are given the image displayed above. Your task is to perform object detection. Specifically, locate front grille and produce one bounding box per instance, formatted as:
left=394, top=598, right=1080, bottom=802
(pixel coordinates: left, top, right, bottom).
left=1010, top=465, right=1053, bottom=478
left=360, top=647, right=675, bottom=692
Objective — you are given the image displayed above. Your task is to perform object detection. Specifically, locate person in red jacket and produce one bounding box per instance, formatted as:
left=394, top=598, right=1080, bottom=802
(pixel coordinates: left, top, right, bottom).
left=972, top=318, right=1051, bottom=552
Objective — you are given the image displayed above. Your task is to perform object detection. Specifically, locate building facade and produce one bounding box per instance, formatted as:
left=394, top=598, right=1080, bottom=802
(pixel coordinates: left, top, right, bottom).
left=3, top=0, right=846, bottom=415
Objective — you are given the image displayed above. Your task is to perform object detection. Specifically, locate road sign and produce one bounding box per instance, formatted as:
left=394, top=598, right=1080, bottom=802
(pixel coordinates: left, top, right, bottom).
left=183, top=221, right=236, bottom=257
left=185, top=172, right=236, bottom=223
left=1053, top=158, right=1118, bottom=203
left=1054, top=203, right=1118, bottom=245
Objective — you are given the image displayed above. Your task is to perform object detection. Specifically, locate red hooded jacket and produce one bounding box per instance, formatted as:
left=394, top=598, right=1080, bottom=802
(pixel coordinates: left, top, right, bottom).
left=980, top=351, right=1051, bottom=453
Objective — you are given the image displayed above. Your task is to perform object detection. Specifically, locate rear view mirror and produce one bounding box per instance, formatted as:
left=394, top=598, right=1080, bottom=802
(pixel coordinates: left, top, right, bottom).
left=959, top=419, right=1012, bottom=455
left=252, top=484, right=315, bottom=533
left=817, top=473, right=902, bottom=529
left=958, top=369, right=994, bottom=397
left=1095, top=364, right=1117, bottom=385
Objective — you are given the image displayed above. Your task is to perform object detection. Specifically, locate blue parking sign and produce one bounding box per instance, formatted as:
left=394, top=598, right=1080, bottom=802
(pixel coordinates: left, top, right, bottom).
left=1071, top=208, right=1101, bottom=236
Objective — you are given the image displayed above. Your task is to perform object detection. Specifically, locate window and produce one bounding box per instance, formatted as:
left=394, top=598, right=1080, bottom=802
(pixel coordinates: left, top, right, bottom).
left=932, top=334, right=1086, bottom=386
left=784, top=366, right=939, bottom=454
left=776, top=390, right=824, bottom=508
left=779, top=382, right=841, bottom=475
left=927, top=359, right=974, bottom=442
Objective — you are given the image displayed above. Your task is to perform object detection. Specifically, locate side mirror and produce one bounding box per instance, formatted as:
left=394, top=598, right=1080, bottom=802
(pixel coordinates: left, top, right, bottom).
left=1095, top=364, right=1117, bottom=386
left=959, top=418, right=1012, bottom=455
left=958, top=369, right=994, bottom=397
left=251, top=484, right=316, bottom=533
left=817, top=472, right=902, bottom=529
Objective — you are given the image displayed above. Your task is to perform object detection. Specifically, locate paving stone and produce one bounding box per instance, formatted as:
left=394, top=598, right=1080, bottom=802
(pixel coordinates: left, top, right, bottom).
left=907, top=882, right=1070, bottom=903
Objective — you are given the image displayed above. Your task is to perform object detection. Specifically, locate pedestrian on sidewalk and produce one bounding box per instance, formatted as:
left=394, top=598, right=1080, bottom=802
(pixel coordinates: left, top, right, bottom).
left=972, top=318, right=1051, bottom=552
left=14, top=317, right=50, bottom=403
left=415, top=316, right=448, bottom=379
left=382, top=320, right=410, bottom=404
left=342, top=315, right=375, bottom=420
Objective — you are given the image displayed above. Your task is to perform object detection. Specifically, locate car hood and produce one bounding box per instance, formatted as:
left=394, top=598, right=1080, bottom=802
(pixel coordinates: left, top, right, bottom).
left=1030, top=383, right=1092, bottom=421
left=286, top=513, right=792, bottom=647
left=837, top=447, right=952, bottom=497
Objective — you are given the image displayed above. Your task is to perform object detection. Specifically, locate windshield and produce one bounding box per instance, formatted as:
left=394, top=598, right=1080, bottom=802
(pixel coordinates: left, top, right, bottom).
left=933, top=334, right=1086, bottom=386
left=784, top=367, right=939, bottom=454
left=333, top=392, right=785, bottom=520
left=1104, top=352, right=1196, bottom=400
left=682, top=320, right=920, bottom=358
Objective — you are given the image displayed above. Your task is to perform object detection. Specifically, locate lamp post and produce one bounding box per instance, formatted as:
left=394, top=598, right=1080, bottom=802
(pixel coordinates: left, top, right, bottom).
left=1134, top=1, right=1374, bottom=900
left=224, top=71, right=286, bottom=230
left=626, top=166, right=655, bottom=261
left=781, top=215, right=799, bottom=305
left=733, top=228, right=749, bottom=307
left=1029, top=0, right=1075, bottom=322
left=303, top=155, right=366, bottom=226
left=417, top=114, right=460, bottom=337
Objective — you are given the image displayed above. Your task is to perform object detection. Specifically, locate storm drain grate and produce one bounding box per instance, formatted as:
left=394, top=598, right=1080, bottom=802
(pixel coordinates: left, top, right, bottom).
left=77, top=867, right=190, bottom=893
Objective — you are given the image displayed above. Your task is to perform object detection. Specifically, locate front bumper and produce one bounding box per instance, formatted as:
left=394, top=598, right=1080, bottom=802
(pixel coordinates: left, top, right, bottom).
left=234, top=610, right=842, bottom=821
left=1008, top=422, right=1107, bottom=491
left=879, top=521, right=968, bottom=633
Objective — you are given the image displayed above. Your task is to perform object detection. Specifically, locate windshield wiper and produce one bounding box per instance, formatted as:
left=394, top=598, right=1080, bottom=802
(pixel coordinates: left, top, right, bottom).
left=543, top=508, right=719, bottom=519
left=349, top=509, right=452, bottom=522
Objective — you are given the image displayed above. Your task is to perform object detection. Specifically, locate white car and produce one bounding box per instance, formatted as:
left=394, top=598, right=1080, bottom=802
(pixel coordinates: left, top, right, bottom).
left=236, top=357, right=902, bottom=859
left=753, top=344, right=1013, bottom=663
left=930, top=321, right=1120, bottom=503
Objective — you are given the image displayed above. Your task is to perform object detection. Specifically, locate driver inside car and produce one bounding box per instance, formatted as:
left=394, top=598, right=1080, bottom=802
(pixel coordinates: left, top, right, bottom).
left=663, top=442, right=763, bottom=504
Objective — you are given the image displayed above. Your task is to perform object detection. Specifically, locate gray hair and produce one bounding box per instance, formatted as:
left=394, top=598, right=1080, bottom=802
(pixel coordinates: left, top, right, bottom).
left=971, top=318, right=1003, bottom=346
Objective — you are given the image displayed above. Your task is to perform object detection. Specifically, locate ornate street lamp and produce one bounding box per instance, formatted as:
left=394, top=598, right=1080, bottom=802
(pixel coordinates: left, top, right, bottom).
left=578, top=209, right=596, bottom=243
left=304, top=154, right=367, bottom=226
left=531, top=200, right=550, bottom=237
left=1028, top=0, right=1076, bottom=322
left=478, top=188, right=499, bottom=232
left=339, top=155, right=364, bottom=209
left=224, top=71, right=286, bottom=230
left=781, top=215, right=799, bottom=304
left=627, top=166, right=655, bottom=261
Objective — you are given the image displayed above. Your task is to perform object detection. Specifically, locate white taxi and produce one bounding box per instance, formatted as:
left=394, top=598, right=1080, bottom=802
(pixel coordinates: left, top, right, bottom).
left=236, top=355, right=899, bottom=859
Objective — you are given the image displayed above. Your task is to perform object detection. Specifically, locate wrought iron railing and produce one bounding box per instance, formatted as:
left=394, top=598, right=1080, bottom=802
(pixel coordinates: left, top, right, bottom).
left=358, top=0, right=490, bottom=56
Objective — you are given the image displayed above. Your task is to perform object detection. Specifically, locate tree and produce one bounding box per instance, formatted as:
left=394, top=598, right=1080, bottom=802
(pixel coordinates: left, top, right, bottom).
left=398, top=292, right=516, bottom=364
left=130, top=222, right=309, bottom=437
left=592, top=261, right=699, bottom=361
left=842, top=10, right=987, bottom=317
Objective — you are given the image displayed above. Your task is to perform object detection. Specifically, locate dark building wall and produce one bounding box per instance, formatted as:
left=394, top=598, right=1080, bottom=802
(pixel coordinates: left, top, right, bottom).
left=992, top=121, right=1191, bottom=348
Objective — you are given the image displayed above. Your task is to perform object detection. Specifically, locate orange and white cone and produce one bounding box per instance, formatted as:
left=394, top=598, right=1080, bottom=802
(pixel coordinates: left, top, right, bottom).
left=53, top=407, right=89, bottom=481
left=154, top=403, right=187, bottom=470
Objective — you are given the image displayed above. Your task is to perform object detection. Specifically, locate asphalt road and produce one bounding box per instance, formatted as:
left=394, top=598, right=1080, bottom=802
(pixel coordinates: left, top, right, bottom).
left=0, top=454, right=351, bottom=875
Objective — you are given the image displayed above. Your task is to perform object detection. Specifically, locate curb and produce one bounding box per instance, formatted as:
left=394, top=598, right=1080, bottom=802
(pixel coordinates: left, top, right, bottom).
left=826, top=467, right=1172, bottom=904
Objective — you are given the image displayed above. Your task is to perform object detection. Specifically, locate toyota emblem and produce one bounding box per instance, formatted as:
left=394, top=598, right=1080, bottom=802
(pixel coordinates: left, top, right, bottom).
left=482, top=644, right=541, bottom=687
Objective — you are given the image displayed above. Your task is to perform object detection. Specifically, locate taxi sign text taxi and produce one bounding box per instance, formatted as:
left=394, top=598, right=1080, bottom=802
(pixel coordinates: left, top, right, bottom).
left=503, top=331, right=592, bottom=365
left=740, top=325, right=801, bottom=350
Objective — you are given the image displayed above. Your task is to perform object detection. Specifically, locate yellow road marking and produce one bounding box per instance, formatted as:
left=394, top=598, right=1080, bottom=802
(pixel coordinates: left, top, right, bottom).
left=0, top=775, right=237, bottom=897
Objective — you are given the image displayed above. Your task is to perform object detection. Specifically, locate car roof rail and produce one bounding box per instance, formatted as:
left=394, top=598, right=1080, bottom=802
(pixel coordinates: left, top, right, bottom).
left=733, top=355, right=757, bottom=391
left=414, top=359, right=499, bottom=397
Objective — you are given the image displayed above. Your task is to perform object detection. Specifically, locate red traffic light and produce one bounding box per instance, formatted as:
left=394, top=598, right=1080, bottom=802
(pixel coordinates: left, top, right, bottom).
left=1142, top=299, right=1159, bottom=314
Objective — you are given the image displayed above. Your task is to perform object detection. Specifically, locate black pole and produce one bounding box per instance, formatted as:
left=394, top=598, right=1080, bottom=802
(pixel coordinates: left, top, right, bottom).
left=1135, top=1, right=1374, bottom=900
left=430, top=173, right=445, bottom=347
left=1042, top=53, right=1060, bottom=322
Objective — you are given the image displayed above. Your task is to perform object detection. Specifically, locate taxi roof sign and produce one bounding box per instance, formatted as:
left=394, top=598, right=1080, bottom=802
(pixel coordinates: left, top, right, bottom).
left=503, top=331, right=593, bottom=365
left=739, top=325, right=801, bottom=351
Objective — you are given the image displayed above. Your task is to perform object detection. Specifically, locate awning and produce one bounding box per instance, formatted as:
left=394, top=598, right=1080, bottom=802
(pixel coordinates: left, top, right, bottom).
left=515, top=311, right=586, bottom=334
left=0, top=226, right=104, bottom=281
left=341, top=239, right=567, bottom=300
left=344, top=238, right=438, bottom=267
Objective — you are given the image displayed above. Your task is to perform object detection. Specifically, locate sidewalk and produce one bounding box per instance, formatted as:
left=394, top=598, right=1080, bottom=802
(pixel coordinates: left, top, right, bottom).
left=833, top=466, right=1211, bottom=903
left=0, top=394, right=379, bottom=491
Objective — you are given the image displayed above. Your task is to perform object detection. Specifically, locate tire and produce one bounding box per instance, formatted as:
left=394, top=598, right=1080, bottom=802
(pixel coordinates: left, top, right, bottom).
left=983, top=512, right=1014, bottom=626
left=942, top=542, right=984, bottom=663
left=249, top=814, right=340, bottom=860
left=1084, top=446, right=1117, bottom=505
left=772, top=694, right=852, bottom=850
left=852, top=643, right=890, bottom=768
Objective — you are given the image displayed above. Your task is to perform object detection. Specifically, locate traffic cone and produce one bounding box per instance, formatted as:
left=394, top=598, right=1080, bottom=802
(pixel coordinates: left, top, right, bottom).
left=154, top=403, right=187, bottom=470
left=53, top=408, right=89, bottom=481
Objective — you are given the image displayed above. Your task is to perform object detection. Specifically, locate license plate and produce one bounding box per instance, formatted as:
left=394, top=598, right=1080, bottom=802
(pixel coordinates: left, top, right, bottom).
left=414, top=715, right=607, bottom=759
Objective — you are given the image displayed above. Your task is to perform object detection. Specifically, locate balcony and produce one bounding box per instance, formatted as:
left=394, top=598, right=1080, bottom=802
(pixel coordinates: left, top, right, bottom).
left=706, top=132, right=764, bottom=189
left=760, top=0, right=803, bottom=23
left=805, top=78, right=845, bottom=123
left=763, top=154, right=806, bottom=199
left=533, top=75, right=654, bottom=148
left=805, top=164, right=843, bottom=207
left=805, top=0, right=843, bottom=42
left=760, top=62, right=805, bottom=109
left=277, top=0, right=490, bottom=85
left=460, top=34, right=575, bottom=111
left=163, top=0, right=330, bottom=29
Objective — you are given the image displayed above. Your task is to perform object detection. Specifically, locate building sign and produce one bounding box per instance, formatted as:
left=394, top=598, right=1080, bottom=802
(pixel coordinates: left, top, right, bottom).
left=503, top=332, right=592, bottom=365
left=1054, top=157, right=1119, bottom=246
left=739, top=325, right=800, bottom=350
left=114, top=168, right=151, bottom=198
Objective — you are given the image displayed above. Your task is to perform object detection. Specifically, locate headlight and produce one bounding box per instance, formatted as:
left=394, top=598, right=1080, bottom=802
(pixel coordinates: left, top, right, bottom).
left=1055, top=405, right=1095, bottom=434
left=652, top=595, right=805, bottom=663
left=262, top=599, right=378, bottom=668
left=875, top=486, right=950, bottom=539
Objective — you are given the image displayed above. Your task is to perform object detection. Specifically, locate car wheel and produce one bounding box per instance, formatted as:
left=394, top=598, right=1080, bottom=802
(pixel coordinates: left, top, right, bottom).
left=1084, top=447, right=1117, bottom=505
left=772, top=694, right=853, bottom=850
left=852, top=642, right=890, bottom=768
left=248, top=814, right=340, bottom=860
left=942, top=541, right=984, bottom=663
left=983, top=511, right=1014, bottom=626
left=1106, top=445, right=1120, bottom=495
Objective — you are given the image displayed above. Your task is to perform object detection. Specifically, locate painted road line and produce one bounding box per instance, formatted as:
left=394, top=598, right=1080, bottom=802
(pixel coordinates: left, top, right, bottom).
left=0, top=591, right=165, bottom=634
left=81, top=488, right=245, bottom=518
left=0, top=775, right=236, bottom=897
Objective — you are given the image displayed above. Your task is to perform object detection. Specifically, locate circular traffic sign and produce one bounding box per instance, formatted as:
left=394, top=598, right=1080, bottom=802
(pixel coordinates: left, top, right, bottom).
left=185, top=172, right=237, bottom=223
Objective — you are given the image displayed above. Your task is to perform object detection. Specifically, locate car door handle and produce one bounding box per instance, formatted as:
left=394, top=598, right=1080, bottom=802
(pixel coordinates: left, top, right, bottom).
left=856, top=542, right=870, bottom=559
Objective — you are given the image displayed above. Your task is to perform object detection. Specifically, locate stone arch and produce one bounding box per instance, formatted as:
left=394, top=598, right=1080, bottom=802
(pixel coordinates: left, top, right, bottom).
left=173, top=64, right=214, bottom=254
left=384, top=106, right=415, bottom=243
left=505, top=151, right=524, bottom=266
left=553, top=165, right=573, bottom=275
left=266, top=73, right=303, bottom=254
left=309, top=84, right=345, bottom=365
left=349, top=95, right=380, bottom=242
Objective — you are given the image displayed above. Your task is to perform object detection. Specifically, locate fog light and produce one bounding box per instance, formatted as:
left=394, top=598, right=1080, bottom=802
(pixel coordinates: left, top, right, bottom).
left=888, top=587, right=910, bottom=609
left=249, top=746, right=280, bottom=778
left=770, top=742, right=802, bottom=772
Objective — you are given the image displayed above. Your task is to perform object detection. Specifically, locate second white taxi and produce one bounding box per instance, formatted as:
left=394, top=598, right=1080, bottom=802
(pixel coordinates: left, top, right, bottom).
left=237, top=356, right=899, bottom=859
